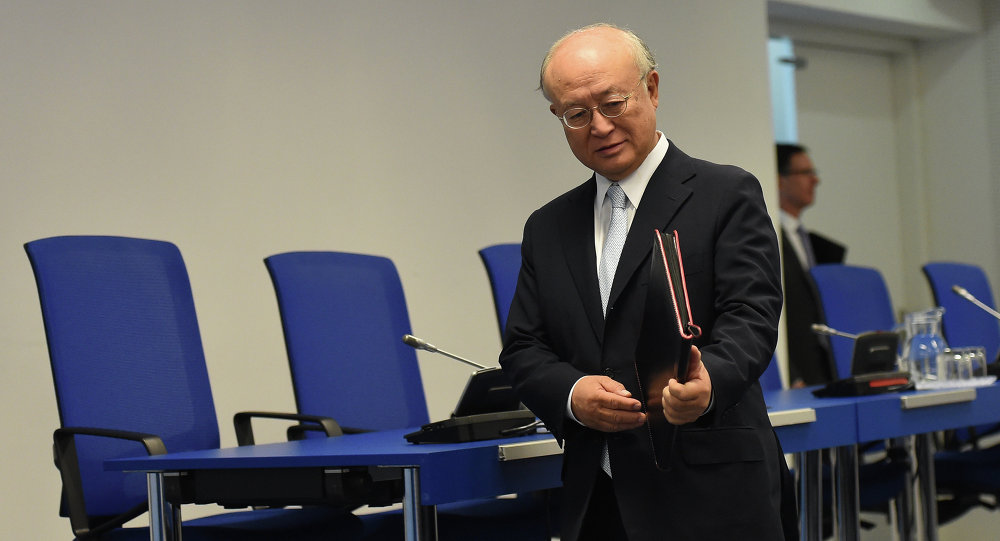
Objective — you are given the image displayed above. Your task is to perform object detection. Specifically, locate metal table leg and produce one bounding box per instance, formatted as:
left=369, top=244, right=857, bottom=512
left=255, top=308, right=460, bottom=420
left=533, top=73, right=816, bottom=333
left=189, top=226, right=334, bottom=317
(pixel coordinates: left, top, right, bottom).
left=402, top=466, right=438, bottom=541
left=799, top=450, right=823, bottom=541
left=146, top=471, right=180, bottom=541
left=916, top=433, right=939, bottom=541
left=835, top=444, right=860, bottom=541
left=891, top=436, right=916, bottom=541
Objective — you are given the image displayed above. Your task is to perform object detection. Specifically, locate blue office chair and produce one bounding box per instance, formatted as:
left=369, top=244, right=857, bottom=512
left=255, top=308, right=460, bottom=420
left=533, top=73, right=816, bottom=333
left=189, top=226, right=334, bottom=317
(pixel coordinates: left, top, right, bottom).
left=922, top=262, right=1000, bottom=522
left=810, top=264, right=898, bottom=378
left=934, top=443, right=1000, bottom=523
left=808, top=264, right=910, bottom=521
left=760, top=354, right=783, bottom=392
left=25, top=236, right=362, bottom=541
left=477, top=243, right=563, bottom=534
left=478, top=243, right=521, bottom=338
left=923, top=261, right=1000, bottom=449
left=264, top=251, right=550, bottom=541
left=922, top=262, right=1000, bottom=366
left=265, top=251, right=428, bottom=433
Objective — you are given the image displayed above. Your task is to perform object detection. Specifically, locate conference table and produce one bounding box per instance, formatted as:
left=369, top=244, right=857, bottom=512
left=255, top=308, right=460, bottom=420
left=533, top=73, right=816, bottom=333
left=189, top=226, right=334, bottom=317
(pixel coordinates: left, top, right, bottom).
left=764, top=389, right=860, bottom=541
left=107, top=383, right=1000, bottom=541
left=106, top=395, right=854, bottom=541
left=108, top=427, right=562, bottom=541
left=767, top=382, right=1000, bottom=541
left=852, top=382, right=1000, bottom=541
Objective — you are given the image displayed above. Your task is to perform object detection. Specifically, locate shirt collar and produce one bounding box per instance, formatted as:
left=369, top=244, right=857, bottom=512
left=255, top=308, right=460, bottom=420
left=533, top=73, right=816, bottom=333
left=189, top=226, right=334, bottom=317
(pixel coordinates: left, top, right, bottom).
left=595, top=132, right=669, bottom=207
left=779, top=209, right=803, bottom=232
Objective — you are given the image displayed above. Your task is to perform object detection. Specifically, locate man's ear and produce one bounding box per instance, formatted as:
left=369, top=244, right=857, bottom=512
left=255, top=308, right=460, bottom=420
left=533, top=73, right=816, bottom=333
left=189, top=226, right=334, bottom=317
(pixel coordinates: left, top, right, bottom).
left=646, top=70, right=660, bottom=109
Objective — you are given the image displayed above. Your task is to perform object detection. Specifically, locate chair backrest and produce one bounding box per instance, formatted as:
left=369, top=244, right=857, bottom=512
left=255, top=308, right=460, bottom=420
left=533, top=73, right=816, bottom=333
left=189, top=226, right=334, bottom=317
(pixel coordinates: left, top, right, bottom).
left=265, top=251, right=429, bottom=431
left=478, top=243, right=521, bottom=338
left=759, top=354, right=783, bottom=392
left=25, top=236, right=220, bottom=518
left=810, top=264, right=897, bottom=379
left=923, top=262, right=1000, bottom=363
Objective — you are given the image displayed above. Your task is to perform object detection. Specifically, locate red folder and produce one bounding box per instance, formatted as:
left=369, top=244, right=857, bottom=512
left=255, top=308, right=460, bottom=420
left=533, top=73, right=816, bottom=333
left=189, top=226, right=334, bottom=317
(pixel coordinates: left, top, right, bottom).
left=633, top=229, right=702, bottom=470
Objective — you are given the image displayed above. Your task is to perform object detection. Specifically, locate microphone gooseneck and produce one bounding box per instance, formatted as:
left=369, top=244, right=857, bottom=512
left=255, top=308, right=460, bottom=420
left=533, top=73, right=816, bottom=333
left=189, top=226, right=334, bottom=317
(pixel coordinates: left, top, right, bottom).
left=810, top=323, right=859, bottom=340
left=402, top=334, right=436, bottom=352
left=952, top=285, right=1000, bottom=321
left=401, top=334, right=488, bottom=370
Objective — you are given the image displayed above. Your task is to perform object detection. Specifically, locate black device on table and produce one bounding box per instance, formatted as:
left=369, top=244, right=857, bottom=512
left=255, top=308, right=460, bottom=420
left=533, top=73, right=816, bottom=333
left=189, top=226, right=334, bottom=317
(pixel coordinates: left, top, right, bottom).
left=811, top=329, right=912, bottom=397
left=401, top=335, right=537, bottom=443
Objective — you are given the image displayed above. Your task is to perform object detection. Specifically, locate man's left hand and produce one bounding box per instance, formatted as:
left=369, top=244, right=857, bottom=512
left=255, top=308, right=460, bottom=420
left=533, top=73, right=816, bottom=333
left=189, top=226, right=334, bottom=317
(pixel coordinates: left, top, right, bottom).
left=662, top=345, right=712, bottom=424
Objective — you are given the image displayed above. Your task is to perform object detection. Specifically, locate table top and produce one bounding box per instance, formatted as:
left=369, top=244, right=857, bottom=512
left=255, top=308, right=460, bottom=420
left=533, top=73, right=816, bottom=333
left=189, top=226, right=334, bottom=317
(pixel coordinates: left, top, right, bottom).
left=110, top=428, right=537, bottom=470
left=764, top=387, right=858, bottom=452
left=106, top=391, right=865, bottom=474
left=765, top=382, right=1000, bottom=445
left=107, top=428, right=561, bottom=505
left=106, top=383, right=1000, bottom=504
left=852, top=382, right=1000, bottom=441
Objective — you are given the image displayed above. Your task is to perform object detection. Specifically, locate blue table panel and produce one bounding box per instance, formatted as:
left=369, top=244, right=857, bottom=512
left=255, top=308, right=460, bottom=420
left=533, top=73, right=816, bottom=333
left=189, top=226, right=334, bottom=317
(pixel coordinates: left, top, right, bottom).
left=765, top=388, right=858, bottom=452
left=109, top=428, right=562, bottom=506
left=854, top=384, right=1000, bottom=442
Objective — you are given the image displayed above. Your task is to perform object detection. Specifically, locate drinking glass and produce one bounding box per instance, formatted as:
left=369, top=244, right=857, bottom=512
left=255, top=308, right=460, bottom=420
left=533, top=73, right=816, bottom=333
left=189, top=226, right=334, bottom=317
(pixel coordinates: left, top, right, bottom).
left=966, top=346, right=988, bottom=378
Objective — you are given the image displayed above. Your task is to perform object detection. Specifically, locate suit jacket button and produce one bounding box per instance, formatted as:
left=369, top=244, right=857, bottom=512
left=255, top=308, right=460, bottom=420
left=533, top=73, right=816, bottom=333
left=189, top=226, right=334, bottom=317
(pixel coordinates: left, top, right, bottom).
left=603, top=367, right=616, bottom=378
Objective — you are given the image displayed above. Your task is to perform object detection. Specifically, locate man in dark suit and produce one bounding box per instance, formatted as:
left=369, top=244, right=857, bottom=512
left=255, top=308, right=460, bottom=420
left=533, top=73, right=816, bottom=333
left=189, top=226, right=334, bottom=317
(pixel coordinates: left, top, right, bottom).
left=776, top=143, right=846, bottom=386
left=499, top=23, right=795, bottom=541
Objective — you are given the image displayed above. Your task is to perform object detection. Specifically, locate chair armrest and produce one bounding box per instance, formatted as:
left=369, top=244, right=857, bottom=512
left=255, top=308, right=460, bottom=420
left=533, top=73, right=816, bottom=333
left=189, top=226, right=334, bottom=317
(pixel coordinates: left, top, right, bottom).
left=233, top=411, right=343, bottom=446
left=55, top=426, right=167, bottom=456
left=53, top=426, right=167, bottom=538
left=286, top=423, right=372, bottom=440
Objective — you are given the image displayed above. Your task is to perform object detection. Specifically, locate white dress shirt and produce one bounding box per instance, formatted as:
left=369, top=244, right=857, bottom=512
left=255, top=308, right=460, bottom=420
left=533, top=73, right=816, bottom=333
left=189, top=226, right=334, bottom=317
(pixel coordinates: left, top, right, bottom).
left=566, top=133, right=669, bottom=423
left=779, top=210, right=811, bottom=269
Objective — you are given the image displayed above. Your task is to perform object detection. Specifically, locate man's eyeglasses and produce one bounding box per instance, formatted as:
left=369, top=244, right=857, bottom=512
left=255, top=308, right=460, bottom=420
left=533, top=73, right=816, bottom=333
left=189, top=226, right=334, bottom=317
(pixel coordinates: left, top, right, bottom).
left=557, top=74, right=648, bottom=130
left=782, top=169, right=819, bottom=177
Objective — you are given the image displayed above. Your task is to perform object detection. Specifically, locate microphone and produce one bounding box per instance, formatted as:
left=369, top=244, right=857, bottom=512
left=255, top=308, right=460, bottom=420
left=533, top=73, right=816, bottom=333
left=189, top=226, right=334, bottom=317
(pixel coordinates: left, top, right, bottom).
left=402, top=334, right=488, bottom=370
left=952, top=285, right=1000, bottom=320
left=810, top=323, right=859, bottom=340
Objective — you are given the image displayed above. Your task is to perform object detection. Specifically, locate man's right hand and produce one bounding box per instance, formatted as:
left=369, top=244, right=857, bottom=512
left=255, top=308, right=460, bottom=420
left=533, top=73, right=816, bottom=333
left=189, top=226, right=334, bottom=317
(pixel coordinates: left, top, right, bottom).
left=570, top=375, right=646, bottom=432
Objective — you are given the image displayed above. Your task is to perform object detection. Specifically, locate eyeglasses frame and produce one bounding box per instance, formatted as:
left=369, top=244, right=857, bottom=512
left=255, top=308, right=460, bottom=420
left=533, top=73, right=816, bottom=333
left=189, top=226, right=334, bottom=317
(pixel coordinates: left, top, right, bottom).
left=557, top=72, right=651, bottom=130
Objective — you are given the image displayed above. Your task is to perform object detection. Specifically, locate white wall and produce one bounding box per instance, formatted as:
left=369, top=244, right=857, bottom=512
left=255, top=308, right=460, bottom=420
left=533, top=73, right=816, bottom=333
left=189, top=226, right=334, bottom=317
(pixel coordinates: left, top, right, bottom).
left=769, top=1, right=1000, bottom=538
left=770, top=0, right=982, bottom=38
left=3, top=1, right=996, bottom=538
left=793, top=42, right=913, bottom=311
left=919, top=34, right=998, bottom=282
left=769, top=0, right=1000, bottom=315
left=1, top=1, right=778, bottom=537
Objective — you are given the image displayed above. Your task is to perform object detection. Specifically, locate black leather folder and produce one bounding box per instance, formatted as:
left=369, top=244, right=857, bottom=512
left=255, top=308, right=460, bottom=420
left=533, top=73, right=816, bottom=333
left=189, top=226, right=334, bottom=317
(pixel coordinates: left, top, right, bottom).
left=634, top=229, right=702, bottom=470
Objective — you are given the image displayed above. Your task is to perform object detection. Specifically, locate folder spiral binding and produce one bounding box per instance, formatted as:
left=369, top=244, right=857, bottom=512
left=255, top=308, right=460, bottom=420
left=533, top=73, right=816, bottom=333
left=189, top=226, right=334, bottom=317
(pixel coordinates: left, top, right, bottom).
left=633, top=229, right=701, bottom=470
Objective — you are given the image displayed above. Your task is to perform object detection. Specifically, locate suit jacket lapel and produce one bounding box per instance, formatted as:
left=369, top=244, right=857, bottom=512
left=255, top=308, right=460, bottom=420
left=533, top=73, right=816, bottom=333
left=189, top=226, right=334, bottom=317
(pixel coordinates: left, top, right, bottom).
left=608, top=142, right=695, bottom=311
left=558, top=177, right=606, bottom=341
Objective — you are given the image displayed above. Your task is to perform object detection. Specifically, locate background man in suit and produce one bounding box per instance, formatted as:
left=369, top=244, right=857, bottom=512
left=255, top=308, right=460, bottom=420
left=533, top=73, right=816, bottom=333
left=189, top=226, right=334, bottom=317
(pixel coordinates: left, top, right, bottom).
left=500, top=23, right=795, bottom=541
left=776, top=143, right=847, bottom=386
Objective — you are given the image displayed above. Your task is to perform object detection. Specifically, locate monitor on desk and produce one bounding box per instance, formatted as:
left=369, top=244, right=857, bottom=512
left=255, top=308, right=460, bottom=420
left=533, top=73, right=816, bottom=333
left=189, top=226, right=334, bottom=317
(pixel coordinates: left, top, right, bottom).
left=452, top=366, right=522, bottom=417
left=850, top=331, right=899, bottom=375
left=813, top=332, right=910, bottom=398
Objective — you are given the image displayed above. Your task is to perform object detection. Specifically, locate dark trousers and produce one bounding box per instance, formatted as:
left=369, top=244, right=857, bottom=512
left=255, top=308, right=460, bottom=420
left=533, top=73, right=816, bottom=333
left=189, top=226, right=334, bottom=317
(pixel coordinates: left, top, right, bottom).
left=578, top=471, right=629, bottom=541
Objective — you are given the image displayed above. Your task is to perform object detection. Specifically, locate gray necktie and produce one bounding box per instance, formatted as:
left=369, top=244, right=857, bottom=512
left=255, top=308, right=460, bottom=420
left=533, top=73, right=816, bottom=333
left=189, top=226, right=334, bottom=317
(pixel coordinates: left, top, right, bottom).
left=797, top=224, right=817, bottom=268
left=598, top=183, right=628, bottom=477
left=599, top=183, right=628, bottom=315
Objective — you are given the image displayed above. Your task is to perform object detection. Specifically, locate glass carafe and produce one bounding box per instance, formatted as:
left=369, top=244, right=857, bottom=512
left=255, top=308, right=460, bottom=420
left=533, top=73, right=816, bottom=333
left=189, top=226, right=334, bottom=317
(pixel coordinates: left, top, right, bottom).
left=901, top=307, right=947, bottom=381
